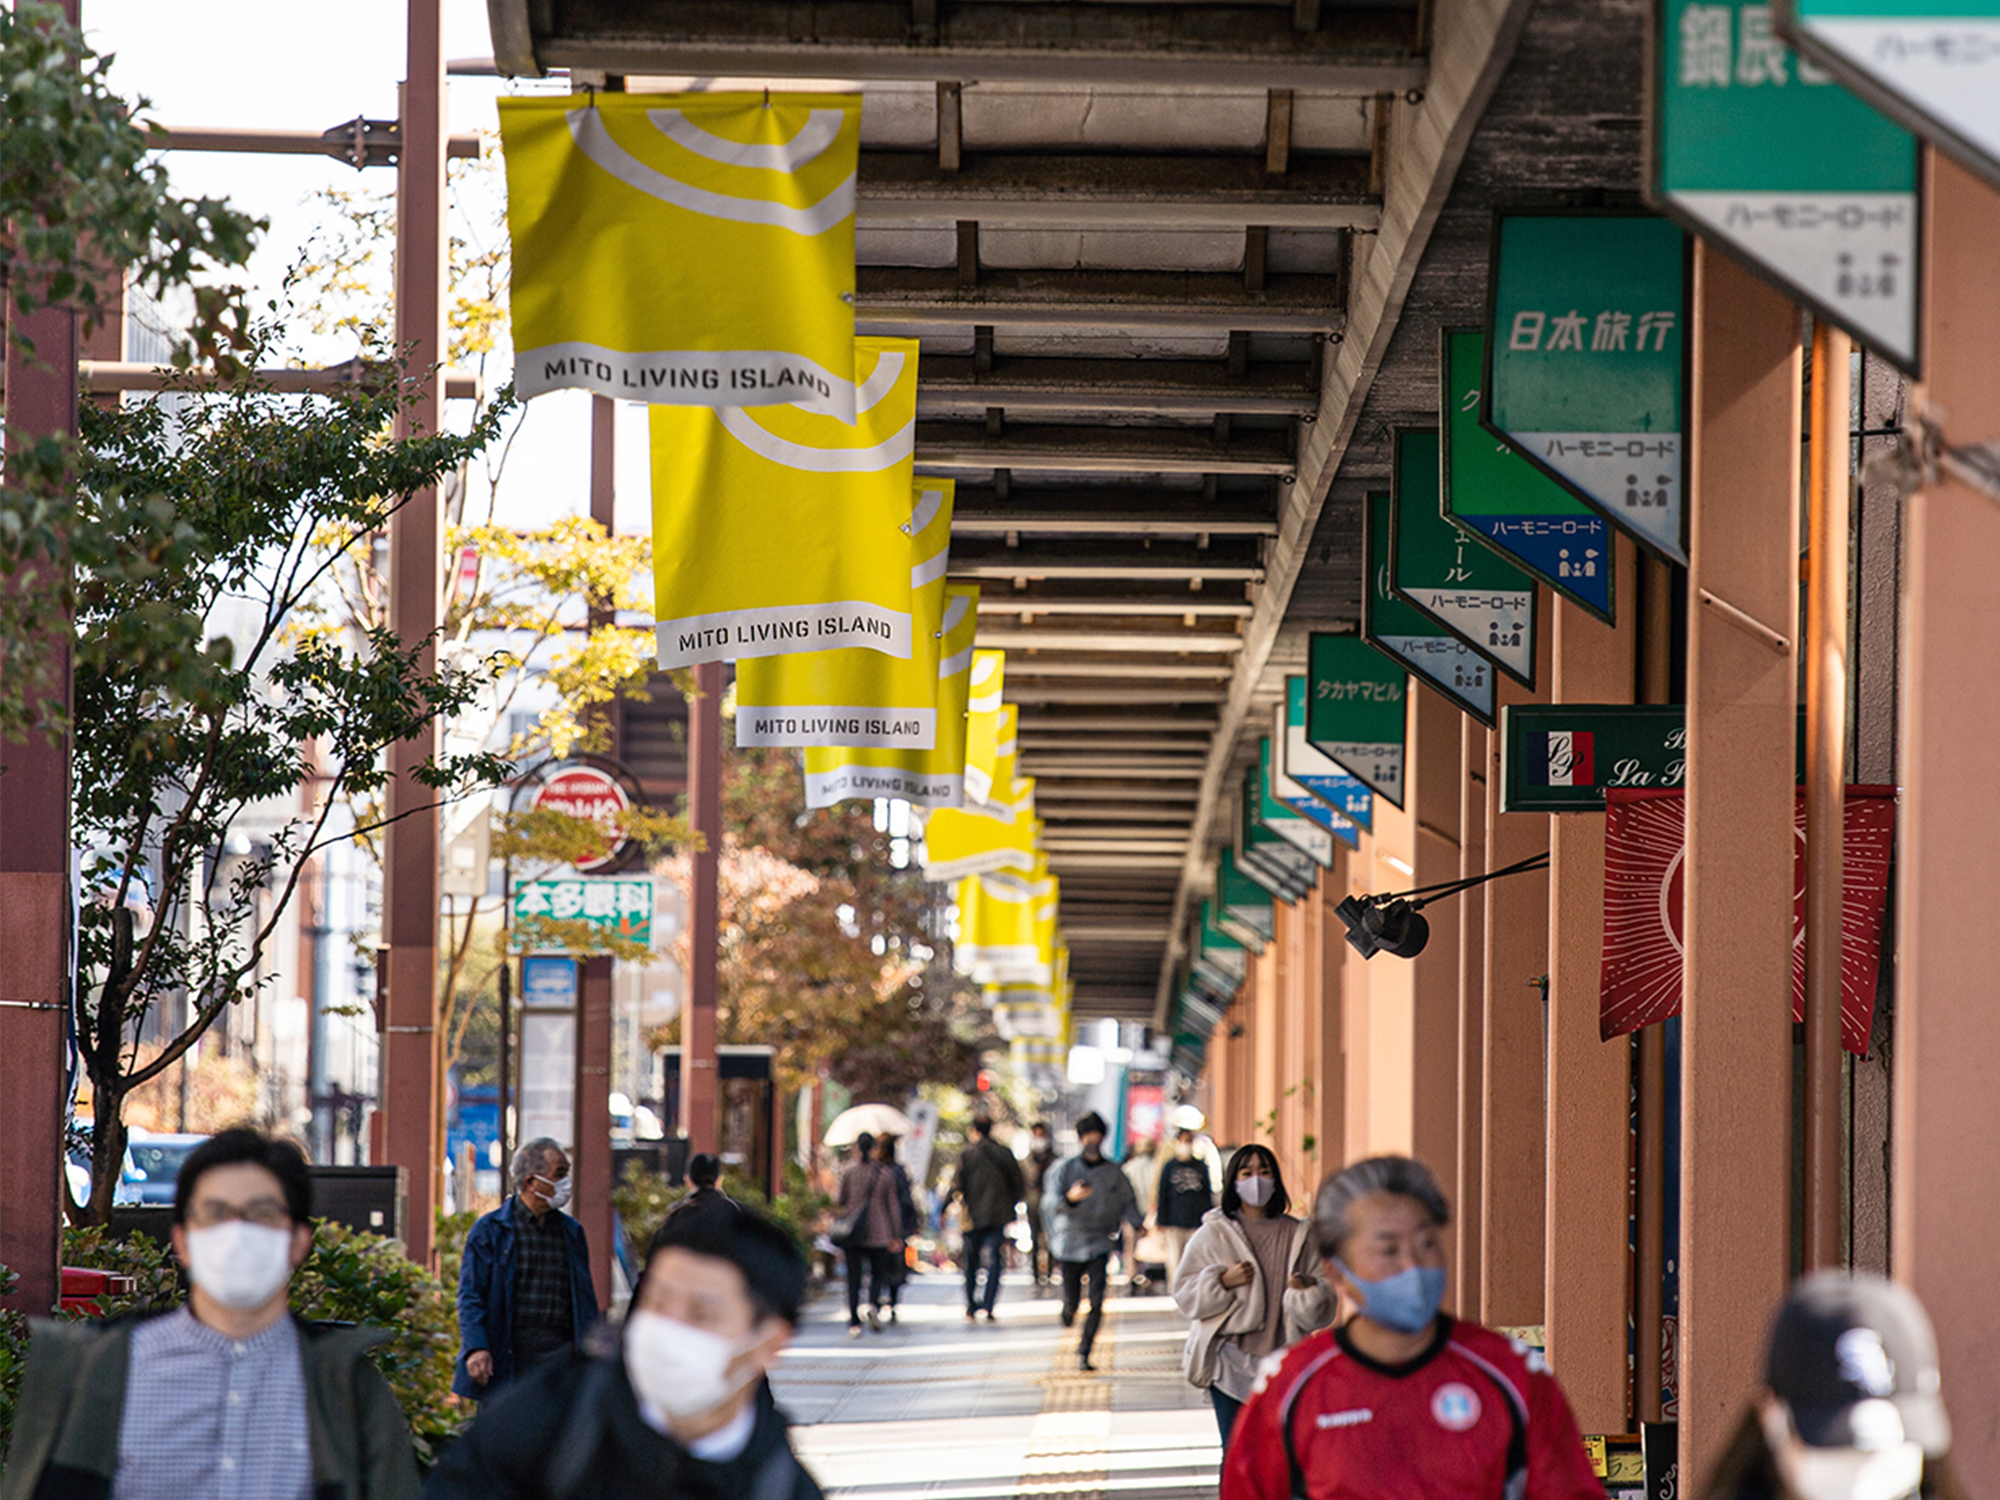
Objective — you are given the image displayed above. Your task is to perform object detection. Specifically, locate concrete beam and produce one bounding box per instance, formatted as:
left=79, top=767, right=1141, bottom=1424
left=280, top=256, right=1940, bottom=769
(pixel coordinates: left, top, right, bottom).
left=1001, top=660, right=1237, bottom=681
left=1004, top=684, right=1230, bottom=703
left=953, top=496, right=1279, bottom=537
left=978, top=592, right=1255, bottom=617
left=493, top=0, right=1427, bottom=91
left=919, top=358, right=1318, bottom=418
left=975, top=628, right=1245, bottom=653
left=858, top=267, right=1344, bottom=334
left=919, top=421, right=1293, bottom=477
left=949, top=539, right=1265, bottom=581
left=859, top=151, right=1377, bottom=229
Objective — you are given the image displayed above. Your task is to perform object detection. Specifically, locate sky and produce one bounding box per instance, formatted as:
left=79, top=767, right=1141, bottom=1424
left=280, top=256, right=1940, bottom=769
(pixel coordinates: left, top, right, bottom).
left=85, top=0, right=657, bottom=536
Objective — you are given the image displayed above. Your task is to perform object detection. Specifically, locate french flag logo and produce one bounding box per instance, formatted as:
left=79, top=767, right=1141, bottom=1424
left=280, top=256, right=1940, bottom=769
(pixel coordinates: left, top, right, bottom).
left=1529, top=729, right=1595, bottom=787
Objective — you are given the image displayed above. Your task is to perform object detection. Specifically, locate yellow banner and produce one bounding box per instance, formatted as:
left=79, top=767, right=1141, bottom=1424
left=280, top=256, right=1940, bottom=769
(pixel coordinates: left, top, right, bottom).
left=802, top=583, right=980, bottom=809
left=733, top=479, right=954, bottom=748
left=652, top=337, right=919, bottom=669
left=963, top=651, right=1007, bottom=804
left=923, top=777, right=1040, bottom=882
left=499, top=91, right=862, bottom=418
left=955, top=873, right=1054, bottom=986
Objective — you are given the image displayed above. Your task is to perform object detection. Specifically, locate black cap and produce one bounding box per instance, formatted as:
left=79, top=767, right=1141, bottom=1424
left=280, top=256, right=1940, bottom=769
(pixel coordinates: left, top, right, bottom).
left=1765, top=1273, right=1950, bottom=1457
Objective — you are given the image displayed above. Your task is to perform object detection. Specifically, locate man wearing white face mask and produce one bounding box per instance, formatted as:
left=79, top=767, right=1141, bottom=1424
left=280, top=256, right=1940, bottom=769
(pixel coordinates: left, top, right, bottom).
left=1222, top=1155, right=1601, bottom=1500
left=426, top=1203, right=822, bottom=1500
left=454, top=1138, right=600, bottom=1401
left=1698, top=1273, right=1962, bottom=1500
left=0, top=1128, right=420, bottom=1500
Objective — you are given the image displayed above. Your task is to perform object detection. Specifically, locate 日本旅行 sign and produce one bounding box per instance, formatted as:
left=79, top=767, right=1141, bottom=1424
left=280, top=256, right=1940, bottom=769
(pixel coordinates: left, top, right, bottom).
left=1485, top=214, right=1689, bottom=567
left=1780, top=0, right=2000, bottom=202
left=1441, top=328, right=1614, bottom=624
left=1655, top=0, right=1921, bottom=369
left=1391, top=427, right=1539, bottom=687
left=1362, top=490, right=1499, bottom=726
left=1500, top=703, right=1809, bottom=811
left=511, top=875, right=656, bottom=948
left=1306, top=634, right=1408, bottom=810
left=1282, top=675, right=1374, bottom=832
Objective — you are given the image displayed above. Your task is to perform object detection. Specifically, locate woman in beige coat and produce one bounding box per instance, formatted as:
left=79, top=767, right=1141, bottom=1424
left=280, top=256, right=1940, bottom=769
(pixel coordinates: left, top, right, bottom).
left=1170, top=1144, right=1334, bottom=1450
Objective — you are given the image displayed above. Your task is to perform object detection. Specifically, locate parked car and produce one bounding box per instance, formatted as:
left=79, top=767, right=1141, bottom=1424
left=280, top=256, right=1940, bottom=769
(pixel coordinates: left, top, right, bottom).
left=115, top=1130, right=208, bottom=1206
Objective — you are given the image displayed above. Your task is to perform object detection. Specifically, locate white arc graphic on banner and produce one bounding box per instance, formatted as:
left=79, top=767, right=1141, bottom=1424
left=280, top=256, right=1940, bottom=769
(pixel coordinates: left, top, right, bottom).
left=717, top=353, right=913, bottom=471
left=649, top=108, right=844, bottom=172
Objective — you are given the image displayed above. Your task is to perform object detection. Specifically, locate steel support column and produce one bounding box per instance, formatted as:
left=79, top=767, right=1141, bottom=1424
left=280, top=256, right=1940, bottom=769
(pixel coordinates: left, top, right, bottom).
left=1803, top=324, right=1850, bottom=1274
left=682, top=662, right=723, bottom=1155
left=1680, top=244, right=1800, bottom=1487
left=1454, top=716, right=1487, bottom=1315
left=381, top=0, right=447, bottom=1268
left=1894, top=151, right=2000, bottom=1486
left=1545, top=541, right=1638, bottom=1436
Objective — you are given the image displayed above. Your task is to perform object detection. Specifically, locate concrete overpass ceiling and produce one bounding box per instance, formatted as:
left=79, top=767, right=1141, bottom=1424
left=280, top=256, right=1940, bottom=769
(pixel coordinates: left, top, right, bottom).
left=487, top=0, right=1561, bottom=1025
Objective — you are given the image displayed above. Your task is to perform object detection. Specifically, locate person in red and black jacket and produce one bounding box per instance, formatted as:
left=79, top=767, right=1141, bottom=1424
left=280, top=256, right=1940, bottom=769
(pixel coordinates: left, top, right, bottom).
left=1222, top=1155, right=1602, bottom=1500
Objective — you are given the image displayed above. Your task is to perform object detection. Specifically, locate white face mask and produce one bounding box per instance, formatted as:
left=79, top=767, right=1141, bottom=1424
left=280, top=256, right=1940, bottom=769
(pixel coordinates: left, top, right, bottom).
left=536, top=1174, right=573, bottom=1211
left=1237, top=1174, right=1274, bottom=1208
left=1763, top=1405, right=1926, bottom=1500
left=624, top=1310, right=762, bottom=1422
left=185, top=1221, right=296, bottom=1311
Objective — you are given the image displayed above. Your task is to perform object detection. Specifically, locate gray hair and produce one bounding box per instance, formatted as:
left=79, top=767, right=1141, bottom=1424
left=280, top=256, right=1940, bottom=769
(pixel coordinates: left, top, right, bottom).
left=1313, top=1155, right=1451, bottom=1258
left=510, top=1137, right=563, bottom=1195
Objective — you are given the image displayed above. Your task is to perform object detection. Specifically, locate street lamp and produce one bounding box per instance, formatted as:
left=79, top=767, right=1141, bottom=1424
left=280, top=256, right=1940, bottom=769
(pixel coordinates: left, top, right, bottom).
left=1334, top=852, right=1552, bottom=960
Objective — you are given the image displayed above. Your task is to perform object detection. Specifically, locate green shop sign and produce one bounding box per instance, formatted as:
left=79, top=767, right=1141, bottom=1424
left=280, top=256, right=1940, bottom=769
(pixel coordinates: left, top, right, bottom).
left=1238, top=768, right=1318, bottom=898
left=1259, top=736, right=1339, bottom=863
left=1484, top=213, right=1689, bottom=567
left=1655, top=0, right=1921, bottom=369
left=1499, top=703, right=1807, bottom=810
left=1391, top=427, right=1538, bottom=687
left=1282, top=675, right=1374, bottom=832
left=511, top=875, right=655, bottom=949
left=1781, top=0, right=2000, bottom=197
left=1306, top=635, right=1407, bottom=809
left=1442, top=327, right=1614, bottom=624
left=1363, top=490, right=1499, bottom=727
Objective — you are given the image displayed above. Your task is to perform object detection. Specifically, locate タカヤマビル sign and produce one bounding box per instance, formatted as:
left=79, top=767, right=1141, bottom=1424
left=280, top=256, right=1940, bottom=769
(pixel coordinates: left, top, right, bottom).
left=1306, top=635, right=1409, bottom=809
left=1281, top=675, right=1374, bottom=832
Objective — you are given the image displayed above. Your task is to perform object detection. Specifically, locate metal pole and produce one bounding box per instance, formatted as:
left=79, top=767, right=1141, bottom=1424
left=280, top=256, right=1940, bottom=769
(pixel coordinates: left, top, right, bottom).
left=381, top=0, right=447, bottom=1268
left=1803, top=322, right=1851, bottom=1273
left=683, top=664, right=723, bottom=1155
left=575, top=393, right=616, bottom=1308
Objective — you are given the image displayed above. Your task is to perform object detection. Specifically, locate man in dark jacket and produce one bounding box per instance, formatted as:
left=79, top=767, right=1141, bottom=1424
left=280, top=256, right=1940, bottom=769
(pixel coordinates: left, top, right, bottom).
left=1, top=1128, right=420, bottom=1500
left=1043, top=1111, right=1143, bottom=1372
left=454, top=1137, right=601, bottom=1400
left=1022, top=1122, right=1057, bottom=1287
left=952, top=1115, right=1026, bottom=1322
left=426, top=1204, right=821, bottom=1500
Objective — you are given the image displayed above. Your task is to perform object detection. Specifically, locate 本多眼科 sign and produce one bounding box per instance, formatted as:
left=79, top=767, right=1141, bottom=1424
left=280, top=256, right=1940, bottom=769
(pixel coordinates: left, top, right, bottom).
left=1391, top=427, right=1538, bottom=687
left=1305, top=637, right=1407, bottom=810
left=1653, top=0, right=1921, bottom=369
left=512, top=876, right=655, bottom=949
left=1442, top=327, right=1614, bottom=623
left=1281, top=676, right=1374, bottom=832
left=1362, top=492, right=1499, bottom=727
left=1501, top=703, right=1809, bottom=811
left=1485, top=214, right=1689, bottom=566
left=1780, top=0, right=2000, bottom=208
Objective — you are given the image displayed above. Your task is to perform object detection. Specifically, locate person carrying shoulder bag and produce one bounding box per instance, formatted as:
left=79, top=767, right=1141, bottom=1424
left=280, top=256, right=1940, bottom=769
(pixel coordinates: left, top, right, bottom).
left=1172, top=1144, right=1333, bottom=1451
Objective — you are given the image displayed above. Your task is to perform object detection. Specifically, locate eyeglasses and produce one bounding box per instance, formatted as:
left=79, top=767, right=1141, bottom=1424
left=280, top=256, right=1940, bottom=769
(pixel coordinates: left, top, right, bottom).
left=186, top=1199, right=294, bottom=1229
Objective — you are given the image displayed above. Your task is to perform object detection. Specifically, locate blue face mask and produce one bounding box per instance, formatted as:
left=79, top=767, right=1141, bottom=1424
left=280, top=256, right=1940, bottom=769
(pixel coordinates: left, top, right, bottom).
left=1335, top=1260, right=1447, bottom=1334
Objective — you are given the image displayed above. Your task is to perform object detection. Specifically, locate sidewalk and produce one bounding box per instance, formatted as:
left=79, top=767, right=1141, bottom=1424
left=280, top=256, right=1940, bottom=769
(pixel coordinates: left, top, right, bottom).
left=774, top=1265, right=1221, bottom=1500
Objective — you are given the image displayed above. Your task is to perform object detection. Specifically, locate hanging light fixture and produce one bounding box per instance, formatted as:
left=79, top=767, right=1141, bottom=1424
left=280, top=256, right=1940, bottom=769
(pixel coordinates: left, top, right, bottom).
left=1334, top=852, right=1551, bottom=960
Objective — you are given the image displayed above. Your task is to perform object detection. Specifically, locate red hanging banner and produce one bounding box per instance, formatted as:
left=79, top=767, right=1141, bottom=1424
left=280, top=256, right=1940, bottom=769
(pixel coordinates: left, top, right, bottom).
left=1600, top=786, right=1896, bottom=1053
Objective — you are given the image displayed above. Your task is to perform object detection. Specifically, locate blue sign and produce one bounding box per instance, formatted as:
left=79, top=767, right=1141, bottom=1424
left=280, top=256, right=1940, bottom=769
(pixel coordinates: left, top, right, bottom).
left=521, top=954, right=579, bottom=1009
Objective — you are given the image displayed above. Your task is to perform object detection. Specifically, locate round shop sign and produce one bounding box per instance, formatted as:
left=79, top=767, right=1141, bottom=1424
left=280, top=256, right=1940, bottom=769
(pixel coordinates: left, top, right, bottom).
left=529, top=762, right=633, bottom=873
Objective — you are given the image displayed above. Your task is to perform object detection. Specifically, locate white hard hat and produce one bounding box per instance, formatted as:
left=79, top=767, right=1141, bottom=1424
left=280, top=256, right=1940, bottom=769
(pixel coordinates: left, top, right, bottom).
left=1169, top=1104, right=1206, bottom=1133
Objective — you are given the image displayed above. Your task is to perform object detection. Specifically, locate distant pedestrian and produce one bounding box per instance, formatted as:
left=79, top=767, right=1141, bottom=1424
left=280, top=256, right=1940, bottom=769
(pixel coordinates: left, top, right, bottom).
left=0, top=1127, right=421, bottom=1500
left=1042, top=1111, right=1143, bottom=1372
left=952, top=1115, right=1025, bottom=1322
left=666, top=1153, right=737, bottom=1226
left=1221, top=1155, right=1601, bottom=1500
left=1699, top=1272, right=1963, bottom=1500
left=1022, top=1122, right=1057, bottom=1287
left=454, top=1138, right=600, bottom=1400
left=874, top=1135, right=921, bottom=1323
left=1168, top=1105, right=1226, bottom=1197
left=1154, top=1124, right=1216, bottom=1286
left=835, top=1132, right=902, bottom=1337
left=426, top=1203, right=822, bottom=1500
left=1171, top=1145, right=1331, bottom=1450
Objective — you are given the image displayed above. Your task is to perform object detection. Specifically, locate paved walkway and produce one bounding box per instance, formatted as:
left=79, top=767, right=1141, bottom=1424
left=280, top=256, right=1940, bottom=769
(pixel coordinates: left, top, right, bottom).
left=774, top=1267, right=1221, bottom=1500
